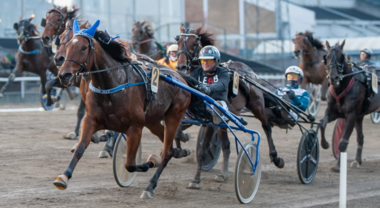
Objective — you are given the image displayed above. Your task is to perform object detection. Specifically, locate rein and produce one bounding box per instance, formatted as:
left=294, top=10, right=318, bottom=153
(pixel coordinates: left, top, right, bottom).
left=138, top=38, right=155, bottom=45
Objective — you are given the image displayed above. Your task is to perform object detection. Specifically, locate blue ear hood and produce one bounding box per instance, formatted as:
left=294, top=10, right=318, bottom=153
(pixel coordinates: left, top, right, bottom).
left=73, top=19, right=100, bottom=39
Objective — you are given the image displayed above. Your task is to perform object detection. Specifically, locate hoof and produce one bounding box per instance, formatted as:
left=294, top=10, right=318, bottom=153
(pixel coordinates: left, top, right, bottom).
left=98, top=150, right=111, bottom=158
left=274, top=157, right=285, bottom=169
left=187, top=182, right=200, bottom=189
left=140, top=191, right=154, bottom=199
left=331, top=165, right=340, bottom=173
left=321, top=140, right=330, bottom=149
left=70, top=143, right=78, bottom=153
left=63, top=132, right=78, bottom=140
left=350, top=160, right=360, bottom=168
left=180, top=133, right=191, bottom=143
left=214, top=174, right=228, bottom=182
left=53, top=175, right=69, bottom=190
left=59, top=103, right=66, bottom=110
left=182, top=148, right=191, bottom=157
left=147, top=154, right=160, bottom=168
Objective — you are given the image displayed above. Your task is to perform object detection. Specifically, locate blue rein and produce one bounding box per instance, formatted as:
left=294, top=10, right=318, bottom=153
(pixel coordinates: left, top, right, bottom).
left=18, top=45, right=39, bottom=55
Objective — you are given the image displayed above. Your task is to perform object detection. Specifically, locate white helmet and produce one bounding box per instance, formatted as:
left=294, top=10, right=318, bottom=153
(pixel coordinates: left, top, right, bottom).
left=361, top=48, right=372, bottom=59
left=167, top=44, right=178, bottom=55
left=285, top=66, right=303, bottom=82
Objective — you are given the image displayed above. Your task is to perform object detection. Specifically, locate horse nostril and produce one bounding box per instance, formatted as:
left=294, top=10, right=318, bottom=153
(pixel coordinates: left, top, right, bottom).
left=43, top=36, right=50, bottom=42
left=55, top=56, right=65, bottom=66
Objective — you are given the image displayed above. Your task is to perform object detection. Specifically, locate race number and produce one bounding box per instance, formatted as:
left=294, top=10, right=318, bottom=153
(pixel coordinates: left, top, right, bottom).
left=372, top=73, right=378, bottom=94
left=232, top=71, right=239, bottom=96
left=151, top=67, right=160, bottom=93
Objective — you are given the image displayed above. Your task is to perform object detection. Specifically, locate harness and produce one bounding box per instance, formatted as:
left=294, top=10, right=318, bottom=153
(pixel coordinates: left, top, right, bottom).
left=17, top=20, right=41, bottom=55
left=176, top=29, right=202, bottom=71
left=66, top=30, right=152, bottom=114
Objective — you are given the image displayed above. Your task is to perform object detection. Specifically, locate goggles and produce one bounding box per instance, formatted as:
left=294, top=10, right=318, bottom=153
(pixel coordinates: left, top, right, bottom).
left=286, top=74, right=299, bottom=81
left=200, top=59, right=214, bottom=64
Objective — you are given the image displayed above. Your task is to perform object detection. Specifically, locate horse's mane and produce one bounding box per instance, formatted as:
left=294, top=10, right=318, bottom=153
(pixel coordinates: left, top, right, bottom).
left=49, top=5, right=81, bottom=22
left=301, top=31, right=324, bottom=51
left=31, top=24, right=40, bottom=36
left=199, top=30, right=215, bottom=46
left=94, top=30, right=134, bottom=63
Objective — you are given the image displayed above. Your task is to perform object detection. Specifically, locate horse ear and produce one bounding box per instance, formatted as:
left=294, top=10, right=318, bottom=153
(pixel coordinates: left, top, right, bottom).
left=141, top=21, right=146, bottom=25
left=195, top=24, right=203, bottom=35
left=180, top=24, right=186, bottom=33
left=62, top=6, right=68, bottom=13
left=13, top=23, right=18, bottom=30
left=326, top=41, right=331, bottom=50
left=340, top=40, right=345, bottom=50
left=323, top=54, right=327, bottom=65
left=86, top=20, right=100, bottom=37
left=73, top=19, right=80, bottom=34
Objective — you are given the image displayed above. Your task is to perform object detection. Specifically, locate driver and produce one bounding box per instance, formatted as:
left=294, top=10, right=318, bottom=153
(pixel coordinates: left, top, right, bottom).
left=157, top=44, right=178, bottom=70
left=275, top=66, right=310, bottom=119
left=191, top=45, right=230, bottom=124
left=358, top=48, right=375, bottom=67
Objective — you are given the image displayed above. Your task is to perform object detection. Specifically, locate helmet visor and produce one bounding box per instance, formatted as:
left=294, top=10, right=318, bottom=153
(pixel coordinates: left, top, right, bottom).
left=287, top=73, right=299, bottom=81
left=200, top=59, right=215, bottom=64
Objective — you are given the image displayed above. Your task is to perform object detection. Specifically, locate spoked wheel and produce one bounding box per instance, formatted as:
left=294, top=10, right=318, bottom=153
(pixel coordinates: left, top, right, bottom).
left=307, top=84, right=321, bottom=117
left=371, top=112, right=380, bottom=124
left=113, top=133, right=142, bottom=187
left=332, top=118, right=345, bottom=160
left=196, top=126, right=221, bottom=171
left=40, top=85, right=57, bottom=111
left=234, top=141, right=261, bottom=204
left=297, top=130, right=319, bottom=184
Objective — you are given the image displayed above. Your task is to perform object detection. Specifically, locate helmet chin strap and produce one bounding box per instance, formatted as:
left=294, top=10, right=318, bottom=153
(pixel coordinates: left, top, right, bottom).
left=169, top=55, right=177, bottom=62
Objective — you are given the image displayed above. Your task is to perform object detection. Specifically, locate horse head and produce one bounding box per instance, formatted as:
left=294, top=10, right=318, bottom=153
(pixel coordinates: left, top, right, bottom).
left=14, top=15, right=38, bottom=45
left=175, top=24, right=215, bottom=73
left=41, top=5, right=80, bottom=46
left=131, top=21, right=153, bottom=52
left=58, top=20, right=99, bottom=86
left=324, top=40, right=347, bottom=87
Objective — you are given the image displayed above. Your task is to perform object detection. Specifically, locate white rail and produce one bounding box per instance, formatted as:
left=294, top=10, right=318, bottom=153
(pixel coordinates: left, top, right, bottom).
left=0, top=77, right=40, bottom=100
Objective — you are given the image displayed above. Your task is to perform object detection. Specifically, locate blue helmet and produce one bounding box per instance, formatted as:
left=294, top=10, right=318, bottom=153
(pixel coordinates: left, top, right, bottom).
left=199, top=46, right=221, bottom=65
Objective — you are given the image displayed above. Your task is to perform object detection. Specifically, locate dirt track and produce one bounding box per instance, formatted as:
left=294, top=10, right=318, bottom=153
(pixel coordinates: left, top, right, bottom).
left=1, top=102, right=380, bottom=208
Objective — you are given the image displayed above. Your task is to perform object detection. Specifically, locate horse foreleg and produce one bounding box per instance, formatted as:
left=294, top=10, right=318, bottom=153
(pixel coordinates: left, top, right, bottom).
left=53, top=115, right=97, bottom=190
left=351, top=116, right=364, bottom=168
left=125, top=126, right=147, bottom=172
left=331, top=113, right=356, bottom=172
left=320, top=107, right=338, bottom=149
left=188, top=126, right=215, bottom=189
left=0, top=68, right=20, bottom=97
left=321, top=78, right=329, bottom=101
left=215, top=128, right=230, bottom=182
left=45, top=77, right=59, bottom=106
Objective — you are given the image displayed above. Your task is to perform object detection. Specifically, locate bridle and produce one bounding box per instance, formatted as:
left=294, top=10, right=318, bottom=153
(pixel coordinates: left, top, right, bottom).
left=65, top=37, right=95, bottom=78
left=293, top=34, right=324, bottom=64
left=176, top=29, right=202, bottom=71
left=41, top=8, right=65, bottom=41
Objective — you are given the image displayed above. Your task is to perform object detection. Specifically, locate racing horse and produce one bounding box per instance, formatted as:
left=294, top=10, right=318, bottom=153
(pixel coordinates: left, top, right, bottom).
left=0, top=16, right=58, bottom=100
left=131, top=21, right=165, bottom=60
left=320, top=40, right=380, bottom=171
left=175, top=24, right=281, bottom=188
left=41, top=5, right=86, bottom=140
left=53, top=20, right=192, bottom=198
left=293, top=31, right=329, bottom=113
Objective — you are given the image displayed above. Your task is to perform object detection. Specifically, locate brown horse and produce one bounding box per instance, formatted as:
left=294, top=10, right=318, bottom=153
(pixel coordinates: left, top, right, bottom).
left=176, top=24, right=281, bottom=188
left=41, top=5, right=80, bottom=47
left=293, top=31, right=328, bottom=101
left=53, top=20, right=191, bottom=198
left=131, top=21, right=165, bottom=60
left=320, top=40, right=380, bottom=171
left=0, top=16, right=58, bottom=99
left=41, top=5, right=85, bottom=139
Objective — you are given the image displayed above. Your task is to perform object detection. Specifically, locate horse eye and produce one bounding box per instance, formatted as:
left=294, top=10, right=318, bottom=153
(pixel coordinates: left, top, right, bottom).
left=82, top=46, right=87, bottom=50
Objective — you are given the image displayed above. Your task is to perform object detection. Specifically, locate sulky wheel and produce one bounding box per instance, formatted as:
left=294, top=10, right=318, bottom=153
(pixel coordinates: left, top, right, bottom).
left=307, top=84, right=321, bottom=117
left=113, top=133, right=142, bottom=187
left=297, top=129, right=319, bottom=184
left=196, top=126, right=221, bottom=171
left=332, top=118, right=345, bottom=160
left=234, top=141, right=261, bottom=204
left=371, top=112, right=380, bottom=124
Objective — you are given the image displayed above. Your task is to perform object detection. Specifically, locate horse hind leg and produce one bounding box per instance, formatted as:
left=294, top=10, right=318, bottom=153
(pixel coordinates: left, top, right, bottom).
left=142, top=108, right=190, bottom=199
left=0, top=68, right=20, bottom=97
left=215, top=128, right=230, bottom=182
left=248, top=100, right=284, bottom=168
left=187, top=126, right=215, bottom=189
left=351, top=116, right=364, bottom=168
